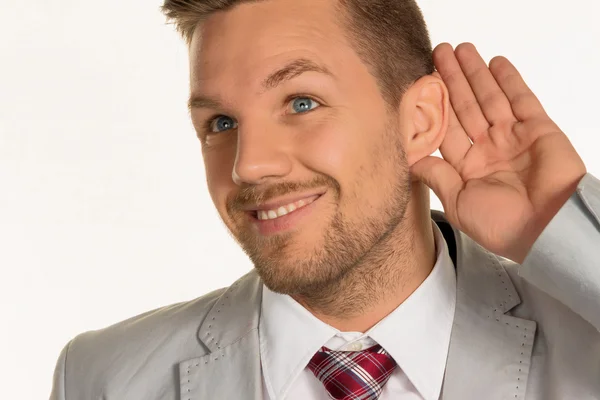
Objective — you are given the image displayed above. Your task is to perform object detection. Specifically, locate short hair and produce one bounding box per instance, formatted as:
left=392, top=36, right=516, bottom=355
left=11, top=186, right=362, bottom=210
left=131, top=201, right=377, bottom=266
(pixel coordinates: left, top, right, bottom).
left=162, top=0, right=434, bottom=107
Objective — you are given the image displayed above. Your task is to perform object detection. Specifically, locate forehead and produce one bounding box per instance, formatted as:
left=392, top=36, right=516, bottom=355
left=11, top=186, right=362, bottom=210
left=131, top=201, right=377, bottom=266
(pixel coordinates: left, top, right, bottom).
left=189, top=0, right=351, bottom=92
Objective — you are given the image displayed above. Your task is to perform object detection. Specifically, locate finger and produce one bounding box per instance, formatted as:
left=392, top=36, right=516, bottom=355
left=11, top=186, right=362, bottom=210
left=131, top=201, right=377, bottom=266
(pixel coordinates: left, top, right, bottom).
left=454, top=43, right=515, bottom=125
left=439, top=99, right=472, bottom=167
left=433, top=43, right=490, bottom=142
left=410, top=155, right=463, bottom=221
left=489, top=56, right=547, bottom=121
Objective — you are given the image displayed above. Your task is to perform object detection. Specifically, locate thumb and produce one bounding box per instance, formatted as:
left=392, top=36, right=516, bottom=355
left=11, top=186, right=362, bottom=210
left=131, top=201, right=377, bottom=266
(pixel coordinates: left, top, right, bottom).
left=410, top=155, right=463, bottom=210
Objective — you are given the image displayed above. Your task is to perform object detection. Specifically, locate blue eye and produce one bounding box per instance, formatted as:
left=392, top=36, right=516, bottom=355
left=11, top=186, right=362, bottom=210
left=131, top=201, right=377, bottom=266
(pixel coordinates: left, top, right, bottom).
left=291, top=97, right=320, bottom=114
left=210, top=116, right=238, bottom=133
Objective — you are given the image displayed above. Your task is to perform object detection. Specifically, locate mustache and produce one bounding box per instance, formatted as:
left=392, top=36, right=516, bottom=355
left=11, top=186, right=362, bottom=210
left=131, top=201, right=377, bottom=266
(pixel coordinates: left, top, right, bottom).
left=227, top=175, right=339, bottom=212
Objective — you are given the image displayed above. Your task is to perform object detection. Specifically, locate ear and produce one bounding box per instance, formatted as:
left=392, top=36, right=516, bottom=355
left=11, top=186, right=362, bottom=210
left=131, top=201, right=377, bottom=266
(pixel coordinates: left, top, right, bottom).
left=399, top=74, right=449, bottom=167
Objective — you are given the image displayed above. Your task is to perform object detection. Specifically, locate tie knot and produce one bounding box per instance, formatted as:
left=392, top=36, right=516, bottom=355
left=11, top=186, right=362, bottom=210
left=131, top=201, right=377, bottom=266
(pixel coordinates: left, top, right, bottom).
left=307, top=344, right=397, bottom=400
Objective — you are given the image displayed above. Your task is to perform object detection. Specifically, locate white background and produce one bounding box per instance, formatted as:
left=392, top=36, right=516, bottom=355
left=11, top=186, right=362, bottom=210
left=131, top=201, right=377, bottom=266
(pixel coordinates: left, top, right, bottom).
left=0, top=0, right=598, bottom=397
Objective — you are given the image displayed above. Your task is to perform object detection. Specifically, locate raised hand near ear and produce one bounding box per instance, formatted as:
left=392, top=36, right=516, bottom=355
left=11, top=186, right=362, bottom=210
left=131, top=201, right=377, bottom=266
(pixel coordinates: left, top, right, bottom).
left=410, top=43, right=586, bottom=264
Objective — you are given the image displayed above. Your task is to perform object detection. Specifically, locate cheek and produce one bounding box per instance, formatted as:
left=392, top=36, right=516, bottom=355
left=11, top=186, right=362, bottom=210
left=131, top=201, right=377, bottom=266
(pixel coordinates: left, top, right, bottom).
left=203, top=145, right=236, bottom=215
left=295, top=116, right=370, bottom=181
left=294, top=114, right=397, bottom=215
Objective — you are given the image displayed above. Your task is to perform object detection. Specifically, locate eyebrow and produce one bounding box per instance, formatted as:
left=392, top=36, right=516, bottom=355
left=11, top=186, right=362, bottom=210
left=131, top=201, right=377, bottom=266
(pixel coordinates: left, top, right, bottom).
left=187, top=58, right=333, bottom=111
left=187, top=95, right=222, bottom=111
left=262, top=58, right=333, bottom=90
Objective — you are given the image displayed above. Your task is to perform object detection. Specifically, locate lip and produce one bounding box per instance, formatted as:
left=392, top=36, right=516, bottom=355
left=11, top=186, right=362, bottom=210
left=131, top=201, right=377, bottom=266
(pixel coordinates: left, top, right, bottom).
left=249, top=192, right=324, bottom=236
left=242, top=189, right=327, bottom=212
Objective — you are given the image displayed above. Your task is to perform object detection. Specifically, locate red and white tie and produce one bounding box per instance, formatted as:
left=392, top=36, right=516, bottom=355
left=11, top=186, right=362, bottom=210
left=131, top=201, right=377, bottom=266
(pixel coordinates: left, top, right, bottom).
left=307, top=344, right=397, bottom=400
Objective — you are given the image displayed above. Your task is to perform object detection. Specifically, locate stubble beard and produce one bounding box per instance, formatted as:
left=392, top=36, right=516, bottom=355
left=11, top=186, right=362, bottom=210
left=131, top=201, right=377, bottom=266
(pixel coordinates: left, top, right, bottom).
left=230, top=122, right=412, bottom=314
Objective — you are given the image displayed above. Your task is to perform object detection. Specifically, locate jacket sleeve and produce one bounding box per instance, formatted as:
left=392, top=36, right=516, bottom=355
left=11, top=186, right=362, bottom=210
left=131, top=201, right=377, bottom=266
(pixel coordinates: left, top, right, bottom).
left=519, top=173, right=600, bottom=331
left=49, top=341, right=71, bottom=400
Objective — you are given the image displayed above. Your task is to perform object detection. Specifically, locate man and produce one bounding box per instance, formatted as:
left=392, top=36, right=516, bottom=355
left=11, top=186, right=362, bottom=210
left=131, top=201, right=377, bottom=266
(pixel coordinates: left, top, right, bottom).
left=50, top=0, right=600, bottom=399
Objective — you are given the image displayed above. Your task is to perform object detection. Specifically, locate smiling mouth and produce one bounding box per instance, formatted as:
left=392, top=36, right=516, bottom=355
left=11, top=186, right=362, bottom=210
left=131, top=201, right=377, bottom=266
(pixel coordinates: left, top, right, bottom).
left=251, top=194, right=321, bottom=221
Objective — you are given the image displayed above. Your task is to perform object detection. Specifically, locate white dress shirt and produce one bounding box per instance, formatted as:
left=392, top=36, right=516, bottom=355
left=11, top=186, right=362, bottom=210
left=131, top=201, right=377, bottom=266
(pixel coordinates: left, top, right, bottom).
left=259, top=221, right=457, bottom=400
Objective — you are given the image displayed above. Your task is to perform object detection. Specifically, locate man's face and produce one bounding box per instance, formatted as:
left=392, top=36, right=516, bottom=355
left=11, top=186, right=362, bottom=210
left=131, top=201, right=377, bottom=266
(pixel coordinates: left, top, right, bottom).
left=189, top=0, right=411, bottom=295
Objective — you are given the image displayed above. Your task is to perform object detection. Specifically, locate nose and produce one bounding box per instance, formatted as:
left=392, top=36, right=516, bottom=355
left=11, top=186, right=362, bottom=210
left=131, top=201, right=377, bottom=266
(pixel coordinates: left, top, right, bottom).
left=232, top=123, right=293, bottom=186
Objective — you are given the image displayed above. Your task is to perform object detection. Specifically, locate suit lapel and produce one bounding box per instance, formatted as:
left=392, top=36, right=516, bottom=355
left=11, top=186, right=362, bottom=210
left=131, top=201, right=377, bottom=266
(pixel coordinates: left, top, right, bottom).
left=433, top=212, right=537, bottom=400
left=179, top=270, right=265, bottom=399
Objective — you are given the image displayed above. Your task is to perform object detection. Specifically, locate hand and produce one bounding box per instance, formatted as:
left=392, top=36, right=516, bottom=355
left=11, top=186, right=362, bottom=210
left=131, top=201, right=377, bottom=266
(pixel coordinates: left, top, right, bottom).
left=410, top=43, right=587, bottom=264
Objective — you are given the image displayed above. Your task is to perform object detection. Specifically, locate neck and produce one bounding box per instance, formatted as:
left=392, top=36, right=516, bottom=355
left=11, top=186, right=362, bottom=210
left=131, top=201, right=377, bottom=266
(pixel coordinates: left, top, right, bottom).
left=292, top=182, right=436, bottom=333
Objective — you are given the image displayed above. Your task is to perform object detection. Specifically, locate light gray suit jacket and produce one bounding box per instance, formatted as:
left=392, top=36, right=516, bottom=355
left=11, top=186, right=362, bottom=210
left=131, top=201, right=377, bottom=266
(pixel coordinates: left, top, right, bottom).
left=51, top=174, right=600, bottom=400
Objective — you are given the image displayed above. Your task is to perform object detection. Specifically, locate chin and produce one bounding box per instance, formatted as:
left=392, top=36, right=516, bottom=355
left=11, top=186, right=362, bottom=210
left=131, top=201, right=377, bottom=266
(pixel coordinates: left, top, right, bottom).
left=252, top=244, right=349, bottom=296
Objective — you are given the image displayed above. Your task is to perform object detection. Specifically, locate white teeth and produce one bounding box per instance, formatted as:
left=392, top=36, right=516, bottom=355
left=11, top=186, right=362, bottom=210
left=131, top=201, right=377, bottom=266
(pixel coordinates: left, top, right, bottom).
left=255, top=196, right=318, bottom=221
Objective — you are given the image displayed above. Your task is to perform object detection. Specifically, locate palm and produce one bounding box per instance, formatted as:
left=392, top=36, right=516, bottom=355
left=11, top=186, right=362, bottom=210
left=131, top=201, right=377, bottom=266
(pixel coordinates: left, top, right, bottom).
left=411, top=43, right=586, bottom=263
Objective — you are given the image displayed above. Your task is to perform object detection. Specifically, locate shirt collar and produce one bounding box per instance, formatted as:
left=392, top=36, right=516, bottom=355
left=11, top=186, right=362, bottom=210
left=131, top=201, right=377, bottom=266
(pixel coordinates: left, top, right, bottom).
left=364, top=221, right=456, bottom=400
left=259, top=221, right=457, bottom=400
left=259, top=282, right=336, bottom=399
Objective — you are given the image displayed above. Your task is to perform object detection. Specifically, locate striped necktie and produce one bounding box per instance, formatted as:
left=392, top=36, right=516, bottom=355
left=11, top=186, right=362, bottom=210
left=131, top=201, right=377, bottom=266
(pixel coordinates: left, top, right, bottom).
left=307, top=344, right=397, bottom=400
